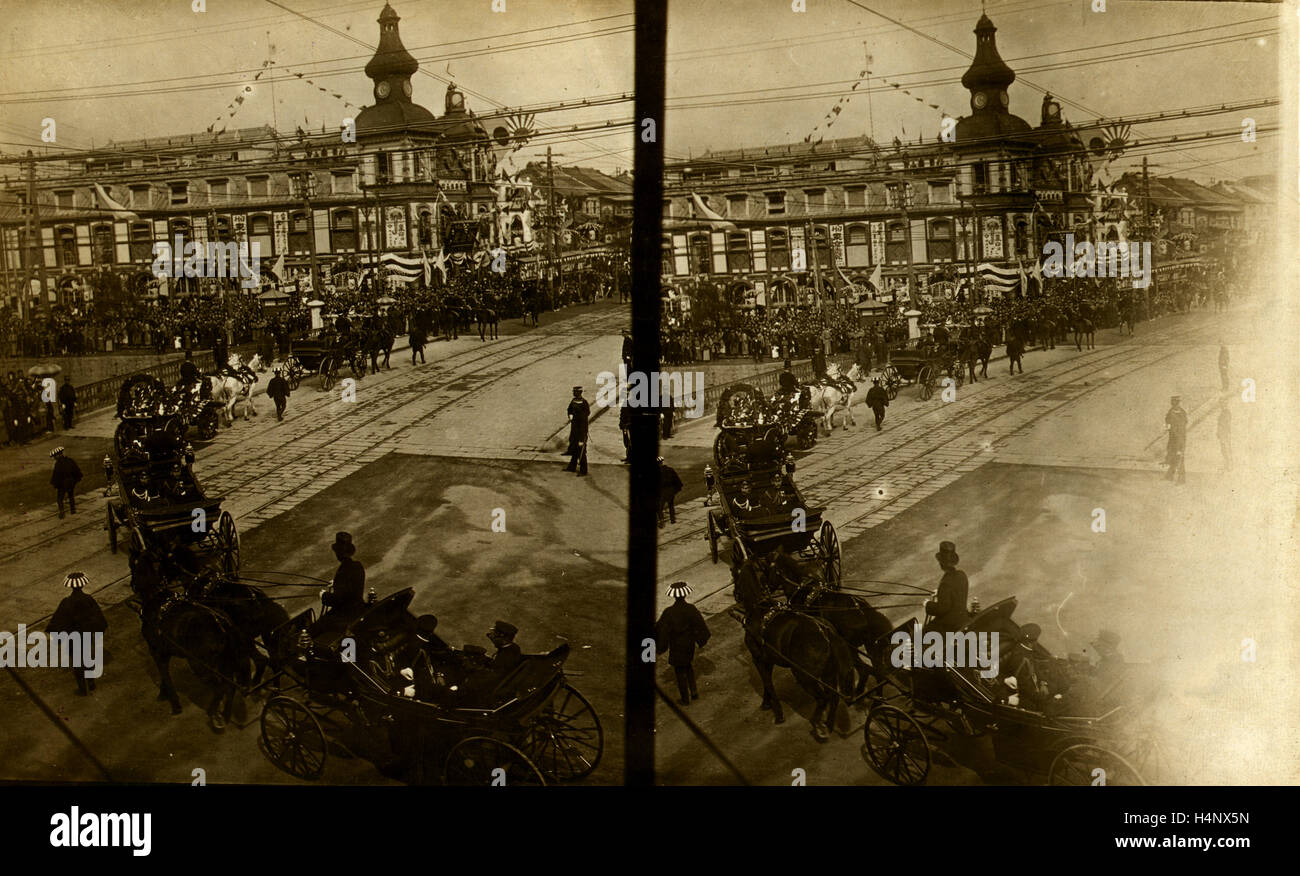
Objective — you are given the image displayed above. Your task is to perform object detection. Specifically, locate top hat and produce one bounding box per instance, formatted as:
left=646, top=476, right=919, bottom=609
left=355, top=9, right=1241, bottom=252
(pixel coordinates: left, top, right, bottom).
left=667, top=582, right=693, bottom=598
left=491, top=620, right=518, bottom=640
left=416, top=614, right=440, bottom=639
left=331, top=531, right=356, bottom=557
left=935, top=541, right=959, bottom=563
left=1019, top=623, right=1042, bottom=643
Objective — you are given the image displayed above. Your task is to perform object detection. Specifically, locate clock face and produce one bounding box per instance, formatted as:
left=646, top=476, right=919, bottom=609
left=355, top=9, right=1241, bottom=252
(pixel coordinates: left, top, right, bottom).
left=973, top=92, right=988, bottom=109
left=402, top=80, right=412, bottom=98
left=376, top=81, right=391, bottom=99
left=999, top=91, right=1010, bottom=107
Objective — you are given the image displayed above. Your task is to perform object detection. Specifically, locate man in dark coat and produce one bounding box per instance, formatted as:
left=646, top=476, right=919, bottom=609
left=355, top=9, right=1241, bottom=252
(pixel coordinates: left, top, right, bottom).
left=658, top=456, right=683, bottom=527
left=47, top=572, right=108, bottom=696
left=866, top=377, right=890, bottom=431
left=50, top=447, right=82, bottom=519
left=620, top=329, right=634, bottom=373
left=924, top=541, right=969, bottom=635
left=564, top=385, right=590, bottom=476
left=655, top=582, right=711, bottom=705
left=321, top=531, right=366, bottom=615
left=1006, top=335, right=1024, bottom=374
left=811, top=345, right=827, bottom=380
left=486, top=620, right=523, bottom=676
left=58, top=377, right=76, bottom=429
left=211, top=335, right=229, bottom=373
left=409, top=326, right=427, bottom=365
left=267, top=367, right=291, bottom=421
left=1164, top=395, right=1187, bottom=484
left=618, top=403, right=632, bottom=464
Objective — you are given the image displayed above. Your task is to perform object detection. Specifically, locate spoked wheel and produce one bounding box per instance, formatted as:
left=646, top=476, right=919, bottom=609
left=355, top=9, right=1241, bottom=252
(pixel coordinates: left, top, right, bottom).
left=1049, top=743, right=1145, bottom=786
left=442, top=737, right=547, bottom=786
left=319, top=360, right=335, bottom=392
left=864, top=704, right=931, bottom=786
left=210, top=510, right=240, bottom=574
left=886, top=374, right=900, bottom=401
left=518, top=683, right=604, bottom=782
left=706, top=512, right=720, bottom=564
left=287, top=359, right=302, bottom=391
left=819, top=520, right=841, bottom=588
left=260, top=696, right=326, bottom=780
left=195, top=406, right=219, bottom=441
left=917, top=366, right=934, bottom=401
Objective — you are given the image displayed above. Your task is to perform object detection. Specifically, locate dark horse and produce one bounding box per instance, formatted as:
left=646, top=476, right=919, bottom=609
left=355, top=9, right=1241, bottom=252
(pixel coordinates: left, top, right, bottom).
left=366, top=324, right=395, bottom=374
left=734, top=552, right=858, bottom=741
left=194, top=574, right=293, bottom=685
left=1073, top=317, right=1095, bottom=351
left=476, top=303, right=499, bottom=341
left=792, top=584, right=894, bottom=698
left=131, top=555, right=254, bottom=731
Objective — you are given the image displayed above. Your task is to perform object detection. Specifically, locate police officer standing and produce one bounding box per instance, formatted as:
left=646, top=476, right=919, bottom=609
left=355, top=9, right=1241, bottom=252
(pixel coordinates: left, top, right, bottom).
left=50, top=447, right=82, bottom=519
left=47, top=572, right=108, bottom=696
left=655, top=582, right=711, bottom=705
left=866, top=377, right=890, bottom=431
left=564, top=385, right=590, bottom=476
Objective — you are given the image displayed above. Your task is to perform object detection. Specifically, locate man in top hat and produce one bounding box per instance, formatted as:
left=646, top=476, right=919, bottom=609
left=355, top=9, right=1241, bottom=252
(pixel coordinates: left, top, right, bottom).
left=924, top=541, right=969, bottom=635
left=47, top=572, right=108, bottom=696
left=487, top=620, right=523, bottom=675
left=565, top=385, right=590, bottom=476
left=321, top=532, right=366, bottom=616
left=658, top=456, right=683, bottom=528
left=1164, top=395, right=1188, bottom=484
left=865, top=376, right=890, bottom=431
left=655, top=582, right=711, bottom=705
left=50, top=447, right=83, bottom=519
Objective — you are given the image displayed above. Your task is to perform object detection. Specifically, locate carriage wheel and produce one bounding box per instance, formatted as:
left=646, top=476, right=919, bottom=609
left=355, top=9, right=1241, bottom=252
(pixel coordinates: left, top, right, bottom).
left=287, top=369, right=301, bottom=392
left=819, top=521, right=841, bottom=588
left=918, top=366, right=934, bottom=401
left=731, top=539, right=747, bottom=570
left=260, top=696, right=326, bottom=780
left=107, top=504, right=119, bottom=554
left=798, top=422, right=817, bottom=450
left=211, top=510, right=240, bottom=574
left=707, top=512, right=720, bottom=564
left=319, top=360, right=335, bottom=392
left=953, top=366, right=965, bottom=389
left=442, top=737, right=547, bottom=786
left=864, top=704, right=931, bottom=786
left=1049, top=743, right=1145, bottom=786
left=518, top=683, right=604, bottom=782
left=195, top=407, right=219, bottom=441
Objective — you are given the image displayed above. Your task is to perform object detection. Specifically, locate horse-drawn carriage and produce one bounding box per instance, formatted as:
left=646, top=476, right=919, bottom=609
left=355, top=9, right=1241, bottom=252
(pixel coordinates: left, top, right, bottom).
left=862, top=597, right=1162, bottom=786
left=880, top=339, right=964, bottom=401
left=707, top=384, right=841, bottom=583
left=291, top=331, right=367, bottom=391
left=117, top=373, right=224, bottom=442
left=259, top=588, right=604, bottom=785
left=107, top=406, right=239, bottom=575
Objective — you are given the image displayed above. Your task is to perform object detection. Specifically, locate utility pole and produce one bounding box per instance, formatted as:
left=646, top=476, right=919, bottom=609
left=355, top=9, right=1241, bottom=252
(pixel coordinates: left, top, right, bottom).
left=805, top=220, right=824, bottom=308
left=293, top=166, right=322, bottom=302
left=541, top=146, right=565, bottom=304
left=888, top=172, right=916, bottom=309
left=1142, top=155, right=1153, bottom=316
left=25, top=150, right=47, bottom=315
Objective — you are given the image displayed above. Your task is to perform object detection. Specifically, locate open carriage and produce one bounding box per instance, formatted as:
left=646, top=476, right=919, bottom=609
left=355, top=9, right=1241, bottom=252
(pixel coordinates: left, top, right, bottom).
left=259, top=588, right=604, bottom=785
left=862, top=597, right=1163, bottom=786
left=117, top=373, right=223, bottom=443
left=881, top=339, right=964, bottom=401
left=290, top=331, right=367, bottom=391
left=706, top=385, right=841, bottom=583
left=107, top=407, right=239, bottom=575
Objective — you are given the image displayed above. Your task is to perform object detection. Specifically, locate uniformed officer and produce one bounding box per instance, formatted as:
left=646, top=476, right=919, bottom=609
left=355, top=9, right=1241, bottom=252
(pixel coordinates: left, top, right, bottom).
left=47, top=572, right=108, bottom=696
left=564, top=385, right=590, bottom=476
left=924, top=541, right=969, bottom=635
left=655, top=582, right=711, bottom=705
left=1164, top=395, right=1188, bottom=484
left=487, top=620, right=523, bottom=675
left=866, top=377, right=890, bottom=431
left=50, top=447, right=83, bottom=519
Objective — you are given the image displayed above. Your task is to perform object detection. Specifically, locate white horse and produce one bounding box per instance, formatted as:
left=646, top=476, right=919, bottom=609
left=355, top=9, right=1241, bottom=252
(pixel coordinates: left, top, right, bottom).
left=806, top=363, right=867, bottom=432
left=206, top=354, right=259, bottom=425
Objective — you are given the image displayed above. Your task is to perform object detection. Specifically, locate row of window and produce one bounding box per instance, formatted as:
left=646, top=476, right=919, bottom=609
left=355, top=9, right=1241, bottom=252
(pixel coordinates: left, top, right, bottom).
left=669, top=182, right=954, bottom=220
left=14, top=207, right=450, bottom=269
left=49, top=172, right=359, bottom=211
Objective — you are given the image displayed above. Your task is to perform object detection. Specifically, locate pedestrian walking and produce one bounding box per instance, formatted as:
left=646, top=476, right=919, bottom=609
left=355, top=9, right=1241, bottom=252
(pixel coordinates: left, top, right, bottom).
left=620, top=329, right=634, bottom=375
left=1217, top=400, right=1232, bottom=472
left=655, top=582, right=711, bottom=705
left=267, top=367, right=291, bottom=421
left=409, top=326, right=427, bottom=365
left=1006, top=335, right=1024, bottom=374
left=1218, top=344, right=1230, bottom=393
left=58, top=377, right=76, bottom=429
left=50, top=447, right=82, bottom=519
left=1164, top=395, right=1188, bottom=484
left=564, top=385, right=590, bottom=476
left=619, top=403, right=632, bottom=464
left=866, top=377, right=889, bottom=431
left=658, top=456, right=683, bottom=527
left=924, top=541, right=969, bottom=636
left=47, top=572, right=108, bottom=696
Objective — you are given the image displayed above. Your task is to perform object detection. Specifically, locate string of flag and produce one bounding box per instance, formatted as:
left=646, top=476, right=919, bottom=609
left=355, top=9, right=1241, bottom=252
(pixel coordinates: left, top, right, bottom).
left=205, top=55, right=360, bottom=136
left=804, top=65, right=948, bottom=145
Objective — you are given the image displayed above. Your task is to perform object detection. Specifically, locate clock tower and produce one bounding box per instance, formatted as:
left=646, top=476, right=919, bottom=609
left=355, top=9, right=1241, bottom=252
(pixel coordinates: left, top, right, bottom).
left=961, top=14, right=1016, bottom=119
left=364, top=4, right=418, bottom=107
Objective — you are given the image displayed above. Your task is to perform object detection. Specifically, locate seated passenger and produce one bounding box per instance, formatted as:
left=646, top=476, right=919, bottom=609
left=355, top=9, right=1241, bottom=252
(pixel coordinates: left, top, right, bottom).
left=487, top=621, right=523, bottom=676
left=732, top=480, right=756, bottom=513
left=1001, top=624, right=1063, bottom=713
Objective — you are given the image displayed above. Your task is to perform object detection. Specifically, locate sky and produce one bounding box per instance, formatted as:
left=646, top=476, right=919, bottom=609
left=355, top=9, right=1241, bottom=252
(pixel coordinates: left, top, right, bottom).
left=0, top=0, right=634, bottom=175
left=665, top=0, right=1289, bottom=184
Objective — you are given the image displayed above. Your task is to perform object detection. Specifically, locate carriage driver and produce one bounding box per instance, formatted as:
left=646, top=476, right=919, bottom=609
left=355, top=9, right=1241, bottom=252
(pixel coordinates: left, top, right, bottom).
left=321, top=532, right=367, bottom=614
left=924, top=541, right=969, bottom=635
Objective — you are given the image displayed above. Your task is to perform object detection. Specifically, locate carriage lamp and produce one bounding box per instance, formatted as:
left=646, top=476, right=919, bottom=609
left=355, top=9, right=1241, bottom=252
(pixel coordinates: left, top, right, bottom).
left=102, top=456, right=114, bottom=495
left=970, top=596, right=980, bottom=614
left=784, top=455, right=796, bottom=475
left=296, top=630, right=313, bottom=656
left=703, top=464, right=715, bottom=505
left=366, top=588, right=377, bottom=604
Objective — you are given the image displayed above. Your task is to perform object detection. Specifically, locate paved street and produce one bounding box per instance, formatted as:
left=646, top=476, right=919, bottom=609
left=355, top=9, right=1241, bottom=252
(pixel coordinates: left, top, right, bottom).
left=653, top=297, right=1300, bottom=785
left=0, top=301, right=629, bottom=784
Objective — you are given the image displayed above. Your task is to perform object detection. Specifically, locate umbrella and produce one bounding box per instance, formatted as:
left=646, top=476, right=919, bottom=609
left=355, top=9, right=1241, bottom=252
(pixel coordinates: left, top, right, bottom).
left=27, top=363, right=61, bottom=378
left=377, top=295, right=397, bottom=305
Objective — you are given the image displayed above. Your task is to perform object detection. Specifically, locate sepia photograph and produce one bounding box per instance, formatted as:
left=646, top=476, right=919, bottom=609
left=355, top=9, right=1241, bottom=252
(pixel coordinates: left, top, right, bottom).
left=652, top=0, right=1298, bottom=789
left=0, top=0, right=632, bottom=789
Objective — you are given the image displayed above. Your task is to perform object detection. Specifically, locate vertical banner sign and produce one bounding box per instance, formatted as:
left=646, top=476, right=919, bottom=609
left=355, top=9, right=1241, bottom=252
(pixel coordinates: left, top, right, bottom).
left=385, top=206, right=408, bottom=250
left=273, top=212, right=289, bottom=254
left=870, top=221, right=886, bottom=264
left=830, top=224, right=845, bottom=266
left=791, top=226, right=806, bottom=270
left=232, top=214, right=247, bottom=240
left=983, top=216, right=1004, bottom=260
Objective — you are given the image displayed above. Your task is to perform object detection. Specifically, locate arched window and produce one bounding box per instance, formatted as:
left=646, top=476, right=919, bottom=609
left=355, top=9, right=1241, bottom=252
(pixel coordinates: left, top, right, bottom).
left=886, top=220, right=909, bottom=264
left=1014, top=218, right=1029, bottom=257
left=689, top=232, right=711, bottom=275
left=332, top=209, right=358, bottom=252
left=417, top=209, right=434, bottom=247
left=768, top=228, right=790, bottom=270
left=727, top=231, right=751, bottom=272
left=289, top=211, right=311, bottom=255
left=845, top=223, right=870, bottom=267
left=928, top=219, right=954, bottom=262
left=811, top=226, right=831, bottom=270
left=129, top=222, right=153, bottom=263
left=92, top=224, right=115, bottom=265
left=249, top=213, right=273, bottom=258
left=56, top=226, right=78, bottom=267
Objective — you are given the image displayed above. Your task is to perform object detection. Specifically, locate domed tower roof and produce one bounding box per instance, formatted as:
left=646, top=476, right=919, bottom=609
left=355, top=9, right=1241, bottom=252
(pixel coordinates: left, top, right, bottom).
left=954, top=14, right=1033, bottom=146
left=961, top=14, right=1015, bottom=93
left=364, top=4, right=418, bottom=81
